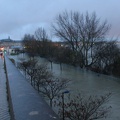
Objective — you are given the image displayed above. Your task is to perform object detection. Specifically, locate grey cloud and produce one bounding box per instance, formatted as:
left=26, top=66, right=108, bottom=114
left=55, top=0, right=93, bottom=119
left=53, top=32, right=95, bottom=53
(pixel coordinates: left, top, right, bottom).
left=0, top=0, right=120, bottom=40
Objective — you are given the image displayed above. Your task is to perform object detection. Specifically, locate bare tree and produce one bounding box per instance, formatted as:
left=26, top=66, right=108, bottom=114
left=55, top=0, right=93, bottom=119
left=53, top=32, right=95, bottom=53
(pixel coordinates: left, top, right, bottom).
left=18, top=61, right=30, bottom=77
left=34, top=27, right=48, bottom=41
left=79, top=12, right=110, bottom=66
left=22, top=34, right=37, bottom=58
left=34, top=27, right=52, bottom=57
left=39, top=77, right=70, bottom=108
left=18, top=59, right=37, bottom=78
left=26, top=59, right=38, bottom=85
left=52, top=11, right=111, bottom=67
left=94, top=40, right=120, bottom=74
left=57, top=93, right=111, bottom=120
left=52, top=11, right=80, bottom=65
left=33, top=64, right=53, bottom=92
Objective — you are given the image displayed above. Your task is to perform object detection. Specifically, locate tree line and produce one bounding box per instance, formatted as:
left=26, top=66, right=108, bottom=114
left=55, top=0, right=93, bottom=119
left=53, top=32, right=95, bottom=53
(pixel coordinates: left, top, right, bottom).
left=17, top=58, right=69, bottom=108
left=22, top=11, right=120, bottom=76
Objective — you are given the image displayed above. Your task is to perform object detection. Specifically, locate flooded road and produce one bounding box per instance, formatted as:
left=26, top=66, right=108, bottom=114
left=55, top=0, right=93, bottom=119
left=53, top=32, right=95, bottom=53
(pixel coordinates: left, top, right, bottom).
left=9, top=53, right=120, bottom=120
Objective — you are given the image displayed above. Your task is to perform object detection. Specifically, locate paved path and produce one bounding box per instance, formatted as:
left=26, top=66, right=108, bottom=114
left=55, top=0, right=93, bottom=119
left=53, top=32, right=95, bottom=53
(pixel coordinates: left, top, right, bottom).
left=0, top=57, right=11, bottom=120
left=5, top=56, right=59, bottom=120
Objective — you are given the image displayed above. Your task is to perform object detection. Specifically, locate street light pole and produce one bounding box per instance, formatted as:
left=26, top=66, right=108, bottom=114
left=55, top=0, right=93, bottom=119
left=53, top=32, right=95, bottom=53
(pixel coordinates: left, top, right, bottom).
left=62, top=93, right=65, bottom=120
left=62, top=90, right=69, bottom=120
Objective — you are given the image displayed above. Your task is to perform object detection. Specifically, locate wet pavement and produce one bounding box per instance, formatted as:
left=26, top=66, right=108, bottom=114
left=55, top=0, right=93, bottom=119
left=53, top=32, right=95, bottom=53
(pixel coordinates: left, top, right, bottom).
left=0, top=57, right=11, bottom=120
left=5, top=56, right=59, bottom=120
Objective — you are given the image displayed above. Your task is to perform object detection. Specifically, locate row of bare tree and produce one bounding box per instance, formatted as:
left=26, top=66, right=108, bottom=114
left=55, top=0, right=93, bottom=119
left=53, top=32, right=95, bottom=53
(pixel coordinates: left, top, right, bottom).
left=16, top=58, right=111, bottom=120
left=17, top=59, right=68, bottom=108
left=22, top=11, right=120, bottom=76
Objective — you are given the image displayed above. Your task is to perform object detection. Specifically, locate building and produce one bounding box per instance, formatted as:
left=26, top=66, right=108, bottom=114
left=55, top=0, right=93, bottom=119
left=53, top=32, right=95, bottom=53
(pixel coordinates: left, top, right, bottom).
left=0, top=37, right=23, bottom=53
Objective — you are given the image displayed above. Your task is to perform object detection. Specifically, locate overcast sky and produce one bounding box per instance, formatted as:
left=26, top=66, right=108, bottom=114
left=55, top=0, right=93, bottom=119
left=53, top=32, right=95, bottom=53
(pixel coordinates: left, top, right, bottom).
left=0, top=0, right=120, bottom=40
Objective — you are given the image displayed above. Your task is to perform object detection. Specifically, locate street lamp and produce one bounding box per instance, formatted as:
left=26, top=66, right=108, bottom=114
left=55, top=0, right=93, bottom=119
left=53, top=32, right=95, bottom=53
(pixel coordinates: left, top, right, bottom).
left=62, top=90, right=69, bottom=120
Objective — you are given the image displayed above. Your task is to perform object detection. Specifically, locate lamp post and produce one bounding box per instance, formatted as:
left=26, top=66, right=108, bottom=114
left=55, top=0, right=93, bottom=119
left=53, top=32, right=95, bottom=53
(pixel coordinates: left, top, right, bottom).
left=62, top=90, right=69, bottom=120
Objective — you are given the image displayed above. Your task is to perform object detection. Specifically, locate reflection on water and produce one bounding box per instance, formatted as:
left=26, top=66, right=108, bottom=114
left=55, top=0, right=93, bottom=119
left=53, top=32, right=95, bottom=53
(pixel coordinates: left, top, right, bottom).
left=9, top=53, right=120, bottom=120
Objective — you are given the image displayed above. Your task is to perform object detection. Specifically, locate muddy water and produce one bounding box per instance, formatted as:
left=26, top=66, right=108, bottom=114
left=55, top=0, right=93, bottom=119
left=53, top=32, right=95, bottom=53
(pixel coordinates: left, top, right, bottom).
left=9, top=53, right=120, bottom=120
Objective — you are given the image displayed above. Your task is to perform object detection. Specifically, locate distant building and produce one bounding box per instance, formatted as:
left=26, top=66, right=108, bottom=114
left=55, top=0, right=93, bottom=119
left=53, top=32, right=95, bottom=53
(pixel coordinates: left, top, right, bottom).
left=0, top=37, right=23, bottom=53
left=9, top=46, right=24, bottom=54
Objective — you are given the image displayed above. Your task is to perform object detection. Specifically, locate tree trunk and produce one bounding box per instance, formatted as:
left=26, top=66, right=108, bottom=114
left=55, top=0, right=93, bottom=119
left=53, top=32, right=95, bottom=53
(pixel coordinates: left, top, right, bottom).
left=60, top=63, right=62, bottom=71
left=50, top=61, right=53, bottom=69
left=50, top=99, right=53, bottom=108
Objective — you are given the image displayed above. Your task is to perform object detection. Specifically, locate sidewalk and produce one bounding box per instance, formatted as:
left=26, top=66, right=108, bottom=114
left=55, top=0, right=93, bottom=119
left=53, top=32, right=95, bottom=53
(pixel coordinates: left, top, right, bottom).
left=0, top=57, right=10, bottom=120
left=5, top=56, right=59, bottom=120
